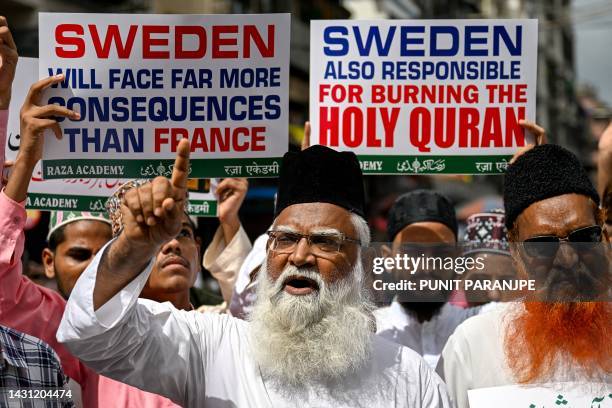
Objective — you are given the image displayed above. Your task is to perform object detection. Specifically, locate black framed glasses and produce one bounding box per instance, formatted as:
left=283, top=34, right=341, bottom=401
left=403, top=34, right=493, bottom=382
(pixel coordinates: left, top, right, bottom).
left=522, top=225, right=603, bottom=258
left=266, top=230, right=361, bottom=255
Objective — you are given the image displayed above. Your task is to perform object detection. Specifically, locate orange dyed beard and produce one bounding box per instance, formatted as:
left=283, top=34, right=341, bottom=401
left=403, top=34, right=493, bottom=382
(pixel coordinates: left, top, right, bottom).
left=504, top=302, right=612, bottom=383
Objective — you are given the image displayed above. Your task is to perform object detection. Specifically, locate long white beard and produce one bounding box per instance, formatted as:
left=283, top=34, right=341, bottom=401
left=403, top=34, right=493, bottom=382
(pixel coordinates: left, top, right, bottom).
left=248, top=259, right=374, bottom=386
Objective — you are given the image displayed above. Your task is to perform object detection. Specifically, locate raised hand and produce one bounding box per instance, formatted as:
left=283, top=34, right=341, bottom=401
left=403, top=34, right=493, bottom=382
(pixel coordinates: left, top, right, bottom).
left=18, top=74, right=80, bottom=166
left=217, top=178, right=248, bottom=225
left=216, top=177, right=248, bottom=243
left=94, top=139, right=192, bottom=309
left=509, top=119, right=547, bottom=164
left=120, top=139, right=191, bottom=249
left=5, top=75, right=79, bottom=202
left=301, top=121, right=311, bottom=151
left=0, top=16, right=18, bottom=110
left=519, top=119, right=546, bottom=145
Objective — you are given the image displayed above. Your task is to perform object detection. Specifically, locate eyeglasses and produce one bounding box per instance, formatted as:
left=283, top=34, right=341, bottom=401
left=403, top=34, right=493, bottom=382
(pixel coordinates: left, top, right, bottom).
left=266, top=230, right=361, bottom=255
left=522, top=225, right=603, bottom=258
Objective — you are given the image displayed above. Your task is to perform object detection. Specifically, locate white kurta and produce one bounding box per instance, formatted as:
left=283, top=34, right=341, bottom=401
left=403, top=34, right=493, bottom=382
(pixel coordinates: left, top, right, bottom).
left=436, top=303, right=612, bottom=408
left=435, top=304, right=514, bottom=408
left=375, top=301, right=494, bottom=369
left=57, top=242, right=452, bottom=408
left=228, top=233, right=268, bottom=319
left=202, top=225, right=253, bottom=305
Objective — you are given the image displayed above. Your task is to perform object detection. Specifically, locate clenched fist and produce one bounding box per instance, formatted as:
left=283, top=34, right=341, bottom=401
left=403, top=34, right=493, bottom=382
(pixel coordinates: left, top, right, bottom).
left=120, top=139, right=191, bottom=249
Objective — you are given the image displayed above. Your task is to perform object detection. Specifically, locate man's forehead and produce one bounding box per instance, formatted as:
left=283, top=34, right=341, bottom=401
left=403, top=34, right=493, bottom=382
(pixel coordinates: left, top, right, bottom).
left=64, top=219, right=111, bottom=232
left=62, top=219, right=112, bottom=241
left=518, top=194, right=597, bottom=235
left=273, top=203, right=354, bottom=234
left=180, top=213, right=196, bottom=232
left=274, top=224, right=343, bottom=235
left=395, top=222, right=456, bottom=244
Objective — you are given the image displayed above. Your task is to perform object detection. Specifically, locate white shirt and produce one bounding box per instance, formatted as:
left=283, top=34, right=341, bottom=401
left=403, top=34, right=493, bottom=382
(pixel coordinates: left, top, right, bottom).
left=435, top=304, right=612, bottom=408
left=435, top=304, right=512, bottom=408
left=375, top=301, right=494, bottom=369
left=229, top=233, right=268, bottom=319
left=202, top=225, right=253, bottom=305
left=57, top=241, right=452, bottom=408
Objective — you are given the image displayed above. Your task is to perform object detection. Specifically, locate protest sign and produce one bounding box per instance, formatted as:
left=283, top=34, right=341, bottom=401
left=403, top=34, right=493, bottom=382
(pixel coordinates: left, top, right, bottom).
left=186, top=178, right=218, bottom=217
left=38, top=13, right=290, bottom=179
left=5, top=57, right=119, bottom=212
left=468, top=383, right=611, bottom=408
left=6, top=58, right=217, bottom=215
left=187, top=191, right=217, bottom=217
left=310, top=20, right=537, bottom=174
left=5, top=58, right=37, bottom=162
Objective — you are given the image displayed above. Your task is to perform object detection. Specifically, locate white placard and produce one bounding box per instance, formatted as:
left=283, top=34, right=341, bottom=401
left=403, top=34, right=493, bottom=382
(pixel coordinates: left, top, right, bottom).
left=468, top=383, right=611, bottom=408
left=39, top=13, right=290, bottom=179
left=5, top=58, right=216, bottom=215
left=310, top=19, right=538, bottom=174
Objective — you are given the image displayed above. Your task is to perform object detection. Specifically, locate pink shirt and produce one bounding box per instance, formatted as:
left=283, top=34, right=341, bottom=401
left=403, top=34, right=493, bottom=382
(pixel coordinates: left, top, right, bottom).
left=0, top=111, right=179, bottom=407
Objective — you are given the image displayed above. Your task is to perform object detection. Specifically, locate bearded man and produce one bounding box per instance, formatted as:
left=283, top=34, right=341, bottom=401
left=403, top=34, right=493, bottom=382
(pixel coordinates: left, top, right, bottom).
left=57, top=143, right=451, bottom=408
left=437, top=144, right=611, bottom=408
left=374, top=190, right=495, bottom=369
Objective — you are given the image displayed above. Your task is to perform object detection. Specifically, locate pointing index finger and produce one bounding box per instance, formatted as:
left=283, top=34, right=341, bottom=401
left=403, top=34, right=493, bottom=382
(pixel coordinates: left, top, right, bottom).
left=171, top=138, right=190, bottom=198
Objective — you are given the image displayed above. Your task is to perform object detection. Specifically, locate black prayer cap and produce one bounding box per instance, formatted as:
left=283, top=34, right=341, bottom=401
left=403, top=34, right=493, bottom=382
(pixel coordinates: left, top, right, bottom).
left=274, top=145, right=366, bottom=218
left=387, top=190, right=457, bottom=241
left=503, top=144, right=600, bottom=230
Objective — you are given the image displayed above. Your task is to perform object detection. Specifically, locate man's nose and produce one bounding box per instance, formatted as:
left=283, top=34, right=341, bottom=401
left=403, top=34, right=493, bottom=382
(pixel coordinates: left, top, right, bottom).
left=487, top=289, right=501, bottom=302
left=554, top=242, right=579, bottom=269
left=161, top=238, right=182, bottom=255
left=288, top=238, right=316, bottom=267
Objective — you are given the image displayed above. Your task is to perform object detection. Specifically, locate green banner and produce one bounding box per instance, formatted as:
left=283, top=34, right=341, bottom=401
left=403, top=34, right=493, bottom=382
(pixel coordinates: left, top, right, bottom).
left=357, top=155, right=512, bottom=174
left=26, top=193, right=218, bottom=217
left=26, top=193, right=108, bottom=212
left=42, top=158, right=282, bottom=179
left=42, top=155, right=510, bottom=178
left=187, top=200, right=218, bottom=217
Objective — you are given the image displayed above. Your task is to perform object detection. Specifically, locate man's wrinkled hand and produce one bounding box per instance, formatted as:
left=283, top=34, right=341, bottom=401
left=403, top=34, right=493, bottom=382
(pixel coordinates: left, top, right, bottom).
left=120, top=139, right=190, bottom=249
left=18, top=74, right=80, bottom=167
left=509, top=120, right=547, bottom=164
left=217, top=178, right=248, bottom=227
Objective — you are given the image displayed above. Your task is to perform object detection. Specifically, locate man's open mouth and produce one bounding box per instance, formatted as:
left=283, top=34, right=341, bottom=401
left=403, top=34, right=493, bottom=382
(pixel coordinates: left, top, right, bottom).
left=282, top=276, right=320, bottom=295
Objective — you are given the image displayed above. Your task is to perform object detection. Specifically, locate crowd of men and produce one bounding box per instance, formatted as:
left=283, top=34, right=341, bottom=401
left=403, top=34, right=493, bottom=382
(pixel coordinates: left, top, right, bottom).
left=0, top=15, right=610, bottom=408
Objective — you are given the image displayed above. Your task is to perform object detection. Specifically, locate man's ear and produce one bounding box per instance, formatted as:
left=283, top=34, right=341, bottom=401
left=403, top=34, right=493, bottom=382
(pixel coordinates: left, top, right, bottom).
left=41, top=248, right=55, bottom=279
